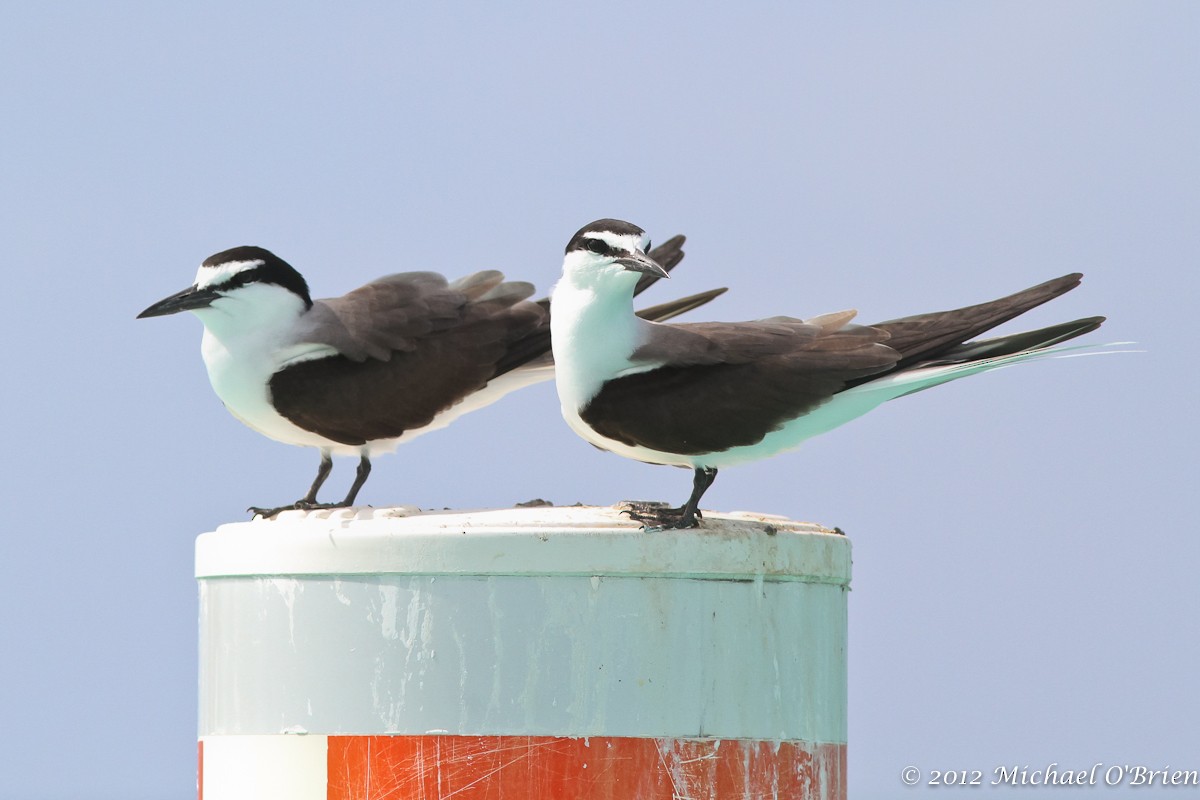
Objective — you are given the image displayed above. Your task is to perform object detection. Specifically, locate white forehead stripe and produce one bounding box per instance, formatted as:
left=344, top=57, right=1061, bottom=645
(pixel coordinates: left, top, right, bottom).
left=585, top=231, right=648, bottom=251
left=194, top=259, right=266, bottom=289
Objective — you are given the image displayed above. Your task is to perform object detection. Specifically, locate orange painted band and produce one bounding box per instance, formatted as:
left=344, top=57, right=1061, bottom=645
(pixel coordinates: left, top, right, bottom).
left=328, top=735, right=845, bottom=800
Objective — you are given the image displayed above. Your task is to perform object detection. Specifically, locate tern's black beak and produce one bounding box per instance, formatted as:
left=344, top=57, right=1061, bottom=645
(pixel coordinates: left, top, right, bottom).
left=615, top=251, right=670, bottom=279
left=136, top=285, right=221, bottom=319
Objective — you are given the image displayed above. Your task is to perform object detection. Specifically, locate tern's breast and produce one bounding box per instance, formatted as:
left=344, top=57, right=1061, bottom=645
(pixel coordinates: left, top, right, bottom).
left=200, top=329, right=340, bottom=449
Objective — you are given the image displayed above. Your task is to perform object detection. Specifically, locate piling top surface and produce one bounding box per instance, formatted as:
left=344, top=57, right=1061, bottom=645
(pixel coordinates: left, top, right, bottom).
left=195, top=505, right=850, bottom=583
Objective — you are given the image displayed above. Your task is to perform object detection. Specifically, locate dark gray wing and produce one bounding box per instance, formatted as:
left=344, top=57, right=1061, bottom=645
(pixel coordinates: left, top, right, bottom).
left=271, top=272, right=546, bottom=444
left=581, top=317, right=898, bottom=455
left=294, top=271, right=536, bottom=362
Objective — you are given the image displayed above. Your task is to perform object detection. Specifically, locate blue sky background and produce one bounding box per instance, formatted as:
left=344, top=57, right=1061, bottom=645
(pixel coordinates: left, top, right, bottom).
left=1, top=2, right=1196, bottom=797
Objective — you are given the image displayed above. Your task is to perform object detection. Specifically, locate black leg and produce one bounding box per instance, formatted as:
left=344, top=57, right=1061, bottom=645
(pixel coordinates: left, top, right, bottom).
left=677, top=467, right=718, bottom=528
left=339, top=456, right=372, bottom=506
left=301, top=453, right=334, bottom=504
left=249, top=453, right=371, bottom=519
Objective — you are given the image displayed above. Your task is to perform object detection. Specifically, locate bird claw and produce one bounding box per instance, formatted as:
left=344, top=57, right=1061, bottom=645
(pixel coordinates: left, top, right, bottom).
left=248, top=499, right=350, bottom=519
left=617, top=500, right=702, bottom=531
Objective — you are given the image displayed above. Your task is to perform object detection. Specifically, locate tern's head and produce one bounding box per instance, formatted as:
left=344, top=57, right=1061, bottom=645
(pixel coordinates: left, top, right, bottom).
left=137, top=246, right=312, bottom=321
left=562, top=219, right=668, bottom=286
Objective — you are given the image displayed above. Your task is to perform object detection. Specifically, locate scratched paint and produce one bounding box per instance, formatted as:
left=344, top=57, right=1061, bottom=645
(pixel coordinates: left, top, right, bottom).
left=324, top=735, right=845, bottom=800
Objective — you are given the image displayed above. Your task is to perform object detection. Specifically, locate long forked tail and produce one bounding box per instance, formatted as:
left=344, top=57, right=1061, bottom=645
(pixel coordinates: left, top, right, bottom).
left=841, top=271, right=1108, bottom=396
left=872, top=273, right=1088, bottom=368
left=893, top=338, right=1120, bottom=401
left=921, top=316, right=1105, bottom=366
left=856, top=319, right=1114, bottom=401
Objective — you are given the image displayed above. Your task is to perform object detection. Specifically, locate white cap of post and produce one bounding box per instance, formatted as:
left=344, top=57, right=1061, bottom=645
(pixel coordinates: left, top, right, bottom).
left=196, top=505, right=850, bottom=800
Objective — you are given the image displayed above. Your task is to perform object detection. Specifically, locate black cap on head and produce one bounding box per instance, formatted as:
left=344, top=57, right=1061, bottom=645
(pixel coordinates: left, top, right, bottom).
left=565, top=219, right=646, bottom=255
left=201, top=246, right=312, bottom=308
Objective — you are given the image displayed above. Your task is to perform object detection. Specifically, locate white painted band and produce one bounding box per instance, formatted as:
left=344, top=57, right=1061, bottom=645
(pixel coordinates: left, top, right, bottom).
left=201, top=735, right=326, bottom=800
left=195, top=506, right=850, bottom=582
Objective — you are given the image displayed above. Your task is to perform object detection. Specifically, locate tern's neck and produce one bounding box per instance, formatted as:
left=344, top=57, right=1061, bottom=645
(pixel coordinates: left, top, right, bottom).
left=192, top=284, right=309, bottom=352
left=551, top=272, right=644, bottom=403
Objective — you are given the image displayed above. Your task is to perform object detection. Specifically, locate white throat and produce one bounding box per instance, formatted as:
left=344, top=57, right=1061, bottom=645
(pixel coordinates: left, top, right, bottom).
left=192, top=284, right=339, bottom=448
left=550, top=266, right=650, bottom=410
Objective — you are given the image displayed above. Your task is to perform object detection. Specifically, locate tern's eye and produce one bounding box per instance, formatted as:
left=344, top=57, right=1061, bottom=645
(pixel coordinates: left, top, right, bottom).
left=644, top=240, right=652, bottom=253
left=584, top=238, right=612, bottom=256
